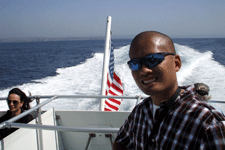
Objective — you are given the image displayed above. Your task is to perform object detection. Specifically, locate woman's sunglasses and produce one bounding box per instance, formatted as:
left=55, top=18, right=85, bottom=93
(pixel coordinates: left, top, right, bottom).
left=127, top=52, right=175, bottom=71
left=7, top=100, right=19, bottom=105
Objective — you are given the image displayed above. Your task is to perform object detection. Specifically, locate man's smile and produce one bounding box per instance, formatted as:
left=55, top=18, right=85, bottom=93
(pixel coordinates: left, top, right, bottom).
left=142, top=77, right=157, bottom=85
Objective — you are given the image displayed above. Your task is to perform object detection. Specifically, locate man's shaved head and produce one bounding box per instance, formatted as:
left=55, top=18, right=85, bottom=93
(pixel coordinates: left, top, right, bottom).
left=129, top=31, right=176, bottom=58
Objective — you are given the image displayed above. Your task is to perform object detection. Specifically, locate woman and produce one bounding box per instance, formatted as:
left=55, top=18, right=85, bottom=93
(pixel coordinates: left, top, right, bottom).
left=195, top=83, right=224, bottom=115
left=0, top=88, right=33, bottom=140
left=195, top=83, right=211, bottom=101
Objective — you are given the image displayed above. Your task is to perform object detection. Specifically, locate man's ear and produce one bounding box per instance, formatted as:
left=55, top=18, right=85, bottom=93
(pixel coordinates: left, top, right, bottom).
left=174, top=55, right=182, bottom=72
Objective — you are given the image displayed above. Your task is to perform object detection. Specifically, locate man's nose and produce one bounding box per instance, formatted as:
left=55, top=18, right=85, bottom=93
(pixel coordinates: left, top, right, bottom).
left=139, top=64, right=153, bottom=74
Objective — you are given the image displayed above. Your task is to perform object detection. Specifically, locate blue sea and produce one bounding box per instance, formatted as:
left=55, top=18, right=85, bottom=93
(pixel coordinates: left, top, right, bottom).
left=0, top=38, right=224, bottom=112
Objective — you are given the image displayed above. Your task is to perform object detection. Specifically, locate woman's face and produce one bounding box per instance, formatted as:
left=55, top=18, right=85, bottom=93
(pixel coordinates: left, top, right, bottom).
left=7, top=94, right=24, bottom=113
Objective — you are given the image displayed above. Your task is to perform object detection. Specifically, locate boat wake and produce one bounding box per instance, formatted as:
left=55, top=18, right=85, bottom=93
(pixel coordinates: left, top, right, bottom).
left=0, top=43, right=224, bottom=112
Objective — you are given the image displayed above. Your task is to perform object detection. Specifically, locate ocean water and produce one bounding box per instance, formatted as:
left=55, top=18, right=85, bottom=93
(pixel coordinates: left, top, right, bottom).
left=0, top=38, right=224, bottom=112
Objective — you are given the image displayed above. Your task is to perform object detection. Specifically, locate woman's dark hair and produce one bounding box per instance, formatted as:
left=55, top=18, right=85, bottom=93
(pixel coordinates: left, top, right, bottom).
left=8, top=88, right=32, bottom=111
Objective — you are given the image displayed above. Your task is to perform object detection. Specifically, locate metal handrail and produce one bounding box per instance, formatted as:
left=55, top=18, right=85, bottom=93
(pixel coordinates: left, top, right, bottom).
left=0, top=96, right=57, bottom=129
left=208, top=100, right=225, bottom=104
left=9, top=123, right=120, bottom=133
left=0, top=95, right=135, bottom=150
left=0, top=95, right=141, bottom=129
left=0, top=94, right=224, bottom=150
left=0, top=94, right=224, bottom=132
left=0, top=95, right=222, bottom=103
left=0, top=94, right=142, bottom=101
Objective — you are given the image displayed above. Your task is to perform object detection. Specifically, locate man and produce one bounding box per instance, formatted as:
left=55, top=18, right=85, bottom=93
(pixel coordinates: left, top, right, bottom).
left=113, top=31, right=225, bottom=150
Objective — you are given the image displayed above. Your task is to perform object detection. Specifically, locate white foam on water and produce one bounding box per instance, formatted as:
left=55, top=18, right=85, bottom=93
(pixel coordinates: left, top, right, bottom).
left=175, top=43, right=225, bottom=111
left=0, top=43, right=224, bottom=112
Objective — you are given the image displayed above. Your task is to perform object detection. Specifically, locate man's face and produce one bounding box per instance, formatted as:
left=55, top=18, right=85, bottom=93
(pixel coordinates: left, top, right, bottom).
left=129, top=36, right=180, bottom=97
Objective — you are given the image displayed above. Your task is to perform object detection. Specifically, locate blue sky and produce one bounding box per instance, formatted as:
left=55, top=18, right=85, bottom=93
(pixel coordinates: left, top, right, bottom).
left=1, top=0, right=225, bottom=38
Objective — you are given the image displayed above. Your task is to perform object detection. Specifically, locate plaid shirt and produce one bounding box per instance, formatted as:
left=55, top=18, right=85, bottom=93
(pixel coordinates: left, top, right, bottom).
left=115, top=85, right=225, bottom=150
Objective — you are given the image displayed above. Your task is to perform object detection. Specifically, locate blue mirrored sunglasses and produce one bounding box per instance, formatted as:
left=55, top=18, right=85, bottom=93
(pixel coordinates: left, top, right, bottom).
left=127, top=52, right=175, bottom=71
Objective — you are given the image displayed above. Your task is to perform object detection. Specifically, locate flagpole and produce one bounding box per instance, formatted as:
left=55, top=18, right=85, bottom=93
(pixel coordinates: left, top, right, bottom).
left=100, top=16, right=112, bottom=111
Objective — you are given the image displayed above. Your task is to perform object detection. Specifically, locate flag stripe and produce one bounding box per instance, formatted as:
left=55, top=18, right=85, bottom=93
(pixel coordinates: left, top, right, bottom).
left=104, top=108, right=112, bottom=111
left=109, top=89, right=117, bottom=96
left=108, top=98, right=121, bottom=105
left=111, top=82, right=123, bottom=94
left=105, top=100, right=119, bottom=111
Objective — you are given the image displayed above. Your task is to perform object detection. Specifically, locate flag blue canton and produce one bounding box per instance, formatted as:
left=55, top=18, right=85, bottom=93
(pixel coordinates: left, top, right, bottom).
left=108, top=43, right=114, bottom=79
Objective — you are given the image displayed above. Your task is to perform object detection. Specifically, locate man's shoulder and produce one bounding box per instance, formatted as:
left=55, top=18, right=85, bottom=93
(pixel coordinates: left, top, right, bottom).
left=127, top=97, right=152, bottom=117
left=177, top=90, right=225, bottom=124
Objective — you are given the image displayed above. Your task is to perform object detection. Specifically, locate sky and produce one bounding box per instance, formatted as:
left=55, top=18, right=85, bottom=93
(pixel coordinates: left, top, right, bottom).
left=0, top=0, right=225, bottom=38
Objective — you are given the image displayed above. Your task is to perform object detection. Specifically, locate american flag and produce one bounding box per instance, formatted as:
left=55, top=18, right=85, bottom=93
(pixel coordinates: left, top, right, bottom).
left=104, top=40, right=123, bottom=111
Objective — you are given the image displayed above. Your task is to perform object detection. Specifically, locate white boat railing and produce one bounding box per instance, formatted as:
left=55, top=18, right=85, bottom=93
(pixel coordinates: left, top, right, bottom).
left=0, top=94, right=142, bottom=130
left=0, top=94, right=223, bottom=150
left=0, top=94, right=142, bottom=150
left=0, top=94, right=223, bottom=131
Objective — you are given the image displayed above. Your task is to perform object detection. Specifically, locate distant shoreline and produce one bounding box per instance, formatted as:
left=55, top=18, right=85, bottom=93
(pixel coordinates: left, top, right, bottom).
left=0, top=37, right=107, bottom=43
left=0, top=36, right=224, bottom=43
